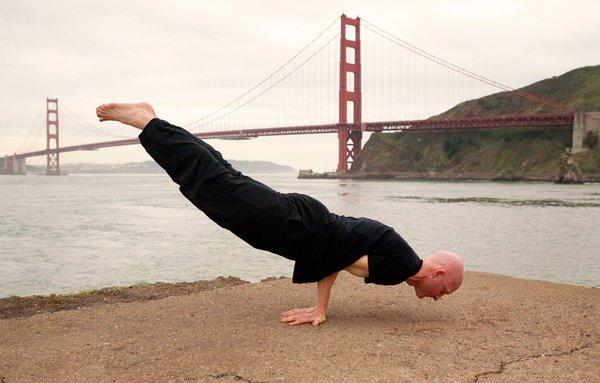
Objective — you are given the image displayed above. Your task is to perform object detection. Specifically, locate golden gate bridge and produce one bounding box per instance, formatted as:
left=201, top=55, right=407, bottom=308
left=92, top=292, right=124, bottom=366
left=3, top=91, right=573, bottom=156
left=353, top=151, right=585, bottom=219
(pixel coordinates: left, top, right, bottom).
left=2, top=15, right=588, bottom=176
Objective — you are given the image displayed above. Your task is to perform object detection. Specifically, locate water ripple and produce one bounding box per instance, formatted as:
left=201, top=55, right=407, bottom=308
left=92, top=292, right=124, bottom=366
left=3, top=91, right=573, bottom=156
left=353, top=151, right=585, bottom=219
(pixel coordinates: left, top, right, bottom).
left=387, top=196, right=600, bottom=208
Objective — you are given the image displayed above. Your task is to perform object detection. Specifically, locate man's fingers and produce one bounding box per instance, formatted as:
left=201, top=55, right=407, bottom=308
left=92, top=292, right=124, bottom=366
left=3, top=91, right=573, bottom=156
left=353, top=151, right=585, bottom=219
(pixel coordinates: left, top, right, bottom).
left=281, top=312, right=311, bottom=322
left=280, top=313, right=308, bottom=323
left=281, top=307, right=314, bottom=315
left=289, top=319, right=308, bottom=326
left=281, top=307, right=314, bottom=316
left=279, top=308, right=327, bottom=327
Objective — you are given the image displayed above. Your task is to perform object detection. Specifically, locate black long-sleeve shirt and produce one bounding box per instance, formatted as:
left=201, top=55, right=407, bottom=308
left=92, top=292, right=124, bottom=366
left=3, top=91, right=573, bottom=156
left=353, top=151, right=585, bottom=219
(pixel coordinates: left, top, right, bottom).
left=138, top=118, right=422, bottom=285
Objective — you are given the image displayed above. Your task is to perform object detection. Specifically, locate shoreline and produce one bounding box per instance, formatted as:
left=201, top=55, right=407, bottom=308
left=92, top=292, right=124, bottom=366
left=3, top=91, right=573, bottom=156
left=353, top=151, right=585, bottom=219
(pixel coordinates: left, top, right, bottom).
left=6, top=170, right=600, bottom=183
left=1, top=272, right=597, bottom=320
left=0, top=276, right=254, bottom=320
left=298, top=171, right=600, bottom=183
left=1, top=271, right=598, bottom=382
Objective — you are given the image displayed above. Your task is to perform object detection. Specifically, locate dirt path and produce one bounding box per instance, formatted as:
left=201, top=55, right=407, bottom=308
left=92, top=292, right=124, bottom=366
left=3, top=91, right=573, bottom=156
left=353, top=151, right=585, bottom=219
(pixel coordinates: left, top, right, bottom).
left=1, top=272, right=598, bottom=382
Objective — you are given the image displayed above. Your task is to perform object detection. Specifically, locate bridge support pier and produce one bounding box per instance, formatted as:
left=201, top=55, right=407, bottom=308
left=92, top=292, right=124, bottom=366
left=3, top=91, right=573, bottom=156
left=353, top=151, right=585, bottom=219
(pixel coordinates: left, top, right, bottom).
left=0, top=155, right=9, bottom=175
left=572, top=111, right=600, bottom=153
left=0, top=155, right=26, bottom=175
left=572, top=111, right=585, bottom=153
left=13, top=156, right=26, bottom=174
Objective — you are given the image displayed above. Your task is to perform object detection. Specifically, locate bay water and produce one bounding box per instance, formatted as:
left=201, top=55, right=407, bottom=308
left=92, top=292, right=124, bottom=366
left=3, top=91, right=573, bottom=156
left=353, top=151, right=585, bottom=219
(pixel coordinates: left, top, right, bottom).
left=1, top=173, right=599, bottom=297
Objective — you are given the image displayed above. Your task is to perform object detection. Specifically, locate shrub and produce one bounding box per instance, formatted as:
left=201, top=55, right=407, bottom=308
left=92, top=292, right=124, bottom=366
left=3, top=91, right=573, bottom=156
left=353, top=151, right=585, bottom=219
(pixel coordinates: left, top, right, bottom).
left=583, top=131, right=599, bottom=149
left=443, top=137, right=463, bottom=159
left=78, top=287, right=98, bottom=295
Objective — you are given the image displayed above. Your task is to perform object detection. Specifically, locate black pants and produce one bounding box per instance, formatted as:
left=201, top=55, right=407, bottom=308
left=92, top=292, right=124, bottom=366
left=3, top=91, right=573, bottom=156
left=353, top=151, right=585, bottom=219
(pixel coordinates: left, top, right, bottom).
left=138, top=118, right=312, bottom=260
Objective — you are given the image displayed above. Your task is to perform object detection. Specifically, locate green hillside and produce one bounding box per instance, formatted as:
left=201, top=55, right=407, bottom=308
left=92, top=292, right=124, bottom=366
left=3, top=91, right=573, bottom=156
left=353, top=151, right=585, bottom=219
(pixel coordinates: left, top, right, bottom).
left=437, top=65, right=600, bottom=117
left=352, top=66, right=600, bottom=181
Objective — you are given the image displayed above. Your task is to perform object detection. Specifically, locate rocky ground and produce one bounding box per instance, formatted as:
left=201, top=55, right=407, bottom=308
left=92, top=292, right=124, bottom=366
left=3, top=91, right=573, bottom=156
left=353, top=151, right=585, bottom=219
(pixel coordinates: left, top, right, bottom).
left=0, top=272, right=598, bottom=382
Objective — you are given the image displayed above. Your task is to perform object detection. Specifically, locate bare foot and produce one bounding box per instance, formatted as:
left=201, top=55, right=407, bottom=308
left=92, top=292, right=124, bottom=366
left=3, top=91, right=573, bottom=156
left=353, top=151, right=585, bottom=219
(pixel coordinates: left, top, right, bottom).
left=95, top=102, right=157, bottom=130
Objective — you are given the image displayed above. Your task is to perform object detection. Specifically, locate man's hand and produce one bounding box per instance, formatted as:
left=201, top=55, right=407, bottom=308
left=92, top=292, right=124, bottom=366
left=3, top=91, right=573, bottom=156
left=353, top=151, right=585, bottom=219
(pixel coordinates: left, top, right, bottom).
left=280, top=271, right=339, bottom=327
left=280, top=307, right=326, bottom=327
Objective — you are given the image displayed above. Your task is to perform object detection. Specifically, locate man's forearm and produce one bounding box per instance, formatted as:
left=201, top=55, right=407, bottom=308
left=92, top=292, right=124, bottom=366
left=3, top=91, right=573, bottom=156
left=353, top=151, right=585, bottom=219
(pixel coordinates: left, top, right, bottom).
left=316, top=272, right=339, bottom=315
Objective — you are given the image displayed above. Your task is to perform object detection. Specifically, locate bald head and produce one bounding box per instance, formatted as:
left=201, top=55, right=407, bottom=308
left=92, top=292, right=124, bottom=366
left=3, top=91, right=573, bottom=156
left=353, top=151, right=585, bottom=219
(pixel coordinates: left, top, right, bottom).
left=427, top=250, right=464, bottom=290
left=406, top=250, right=464, bottom=300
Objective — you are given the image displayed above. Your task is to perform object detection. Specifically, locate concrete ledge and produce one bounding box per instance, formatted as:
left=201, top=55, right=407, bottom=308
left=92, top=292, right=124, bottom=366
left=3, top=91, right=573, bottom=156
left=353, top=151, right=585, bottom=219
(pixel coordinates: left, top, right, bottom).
left=0, top=272, right=598, bottom=382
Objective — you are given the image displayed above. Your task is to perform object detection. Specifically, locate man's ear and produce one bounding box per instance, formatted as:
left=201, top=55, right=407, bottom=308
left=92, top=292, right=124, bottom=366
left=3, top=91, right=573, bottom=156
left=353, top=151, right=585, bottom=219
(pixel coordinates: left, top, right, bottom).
left=434, top=269, right=447, bottom=277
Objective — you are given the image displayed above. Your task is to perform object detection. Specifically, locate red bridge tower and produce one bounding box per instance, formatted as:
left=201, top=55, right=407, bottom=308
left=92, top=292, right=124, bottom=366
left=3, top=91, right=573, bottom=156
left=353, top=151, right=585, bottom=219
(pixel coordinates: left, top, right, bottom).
left=46, top=98, right=61, bottom=175
left=337, top=14, right=362, bottom=173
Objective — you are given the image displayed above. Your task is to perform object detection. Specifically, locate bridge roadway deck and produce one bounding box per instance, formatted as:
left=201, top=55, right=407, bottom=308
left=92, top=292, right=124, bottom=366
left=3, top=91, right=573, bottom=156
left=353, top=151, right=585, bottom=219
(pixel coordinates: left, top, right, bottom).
left=12, top=113, right=573, bottom=159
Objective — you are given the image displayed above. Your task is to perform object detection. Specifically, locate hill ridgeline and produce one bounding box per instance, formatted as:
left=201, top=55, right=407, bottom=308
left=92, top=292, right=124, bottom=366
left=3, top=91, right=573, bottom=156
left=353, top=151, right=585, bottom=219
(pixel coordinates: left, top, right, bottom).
left=27, top=160, right=295, bottom=175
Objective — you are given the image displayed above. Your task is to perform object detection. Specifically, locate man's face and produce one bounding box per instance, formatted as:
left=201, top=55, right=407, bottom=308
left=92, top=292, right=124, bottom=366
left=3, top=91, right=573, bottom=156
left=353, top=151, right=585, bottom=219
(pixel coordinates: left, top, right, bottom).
left=413, top=273, right=451, bottom=301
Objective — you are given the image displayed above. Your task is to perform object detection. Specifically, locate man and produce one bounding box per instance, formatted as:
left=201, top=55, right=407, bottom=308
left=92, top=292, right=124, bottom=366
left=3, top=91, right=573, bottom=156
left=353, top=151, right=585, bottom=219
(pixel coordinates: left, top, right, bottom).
left=96, top=102, right=464, bottom=327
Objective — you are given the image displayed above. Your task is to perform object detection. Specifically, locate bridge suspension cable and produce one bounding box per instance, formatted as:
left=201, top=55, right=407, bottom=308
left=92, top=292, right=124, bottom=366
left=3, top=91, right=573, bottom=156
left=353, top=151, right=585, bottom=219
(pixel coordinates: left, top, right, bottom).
left=16, top=101, right=45, bottom=154
left=24, top=119, right=47, bottom=154
left=190, top=33, right=339, bottom=131
left=184, top=18, right=339, bottom=132
left=59, top=101, right=132, bottom=139
left=361, top=19, right=573, bottom=114
left=183, top=17, right=339, bottom=128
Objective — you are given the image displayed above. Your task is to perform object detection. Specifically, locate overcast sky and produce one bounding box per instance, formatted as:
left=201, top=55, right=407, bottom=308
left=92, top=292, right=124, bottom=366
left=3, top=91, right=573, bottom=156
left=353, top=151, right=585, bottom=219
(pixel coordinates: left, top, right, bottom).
left=1, top=0, right=598, bottom=171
